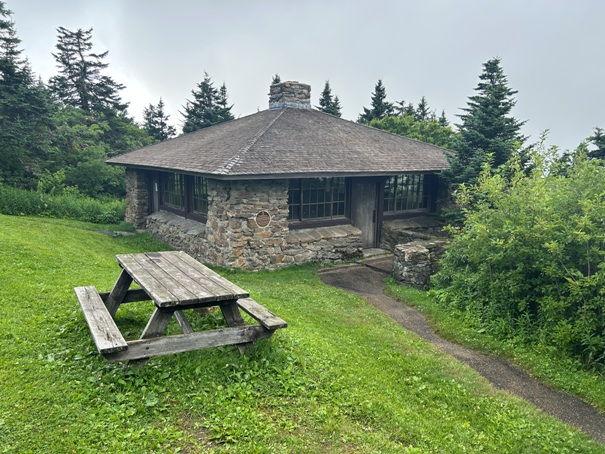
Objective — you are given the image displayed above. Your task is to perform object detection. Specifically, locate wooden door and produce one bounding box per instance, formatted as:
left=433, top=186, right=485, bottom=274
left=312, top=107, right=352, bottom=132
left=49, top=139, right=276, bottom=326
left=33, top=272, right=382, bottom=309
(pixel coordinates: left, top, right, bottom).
left=351, top=180, right=380, bottom=248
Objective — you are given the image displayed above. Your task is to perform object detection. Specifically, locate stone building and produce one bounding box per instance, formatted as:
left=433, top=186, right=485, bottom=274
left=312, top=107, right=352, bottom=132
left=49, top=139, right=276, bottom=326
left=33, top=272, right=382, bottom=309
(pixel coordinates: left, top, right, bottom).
left=107, top=81, right=450, bottom=270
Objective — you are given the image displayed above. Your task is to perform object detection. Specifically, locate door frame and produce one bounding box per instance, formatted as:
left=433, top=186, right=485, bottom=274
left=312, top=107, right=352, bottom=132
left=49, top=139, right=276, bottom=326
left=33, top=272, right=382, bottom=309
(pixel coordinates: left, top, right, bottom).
left=349, top=177, right=385, bottom=248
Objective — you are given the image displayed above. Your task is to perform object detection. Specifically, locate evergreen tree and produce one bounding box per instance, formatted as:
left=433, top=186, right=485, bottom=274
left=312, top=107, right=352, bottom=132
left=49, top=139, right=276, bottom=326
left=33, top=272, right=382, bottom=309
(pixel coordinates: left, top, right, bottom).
left=181, top=72, right=234, bottom=133
left=358, top=79, right=394, bottom=123
left=447, top=57, right=525, bottom=186
left=48, top=27, right=127, bottom=114
left=316, top=80, right=342, bottom=117
left=438, top=110, right=449, bottom=127
left=588, top=127, right=605, bottom=160
left=415, top=96, right=431, bottom=122
left=142, top=98, right=176, bottom=142
left=271, top=73, right=281, bottom=84
left=0, top=1, right=54, bottom=187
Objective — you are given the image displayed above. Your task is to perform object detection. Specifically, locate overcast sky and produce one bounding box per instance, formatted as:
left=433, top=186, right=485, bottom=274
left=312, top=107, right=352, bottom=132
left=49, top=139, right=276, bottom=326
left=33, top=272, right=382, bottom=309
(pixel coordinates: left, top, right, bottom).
left=8, top=0, right=605, bottom=151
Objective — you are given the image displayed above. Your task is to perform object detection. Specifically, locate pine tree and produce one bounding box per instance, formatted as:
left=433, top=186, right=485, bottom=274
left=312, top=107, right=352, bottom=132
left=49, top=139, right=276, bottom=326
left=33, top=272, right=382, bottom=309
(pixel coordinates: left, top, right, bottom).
left=182, top=72, right=233, bottom=133
left=447, top=57, right=525, bottom=186
left=143, top=98, right=176, bottom=142
left=588, top=127, right=605, bottom=160
left=48, top=27, right=127, bottom=113
left=271, top=73, right=281, bottom=84
left=0, top=1, right=53, bottom=187
left=316, top=80, right=342, bottom=117
left=438, top=110, right=449, bottom=127
left=358, top=79, right=394, bottom=123
left=415, top=96, right=431, bottom=122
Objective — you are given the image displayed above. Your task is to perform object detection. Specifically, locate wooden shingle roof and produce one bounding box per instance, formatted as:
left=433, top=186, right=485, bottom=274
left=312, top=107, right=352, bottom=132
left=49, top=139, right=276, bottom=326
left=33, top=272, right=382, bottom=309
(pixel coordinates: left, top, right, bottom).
left=107, top=107, right=450, bottom=179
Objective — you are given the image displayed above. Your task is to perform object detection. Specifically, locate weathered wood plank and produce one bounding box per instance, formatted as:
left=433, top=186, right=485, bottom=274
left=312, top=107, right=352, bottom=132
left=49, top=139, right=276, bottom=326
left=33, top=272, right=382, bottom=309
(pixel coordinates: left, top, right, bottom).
left=143, top=252, right=220, bottom=303
left=99, top=288, right=150, bottom=304
left=236, top=298, right=288, bottom=330
left=116, top=254, right=183, bottom=306
left=130, top=253, right=199, bottom=305
left=171, top=251, right=249, bottom=299
left=174, top=310, right=194, bottom=334
left=220, top=300, right=253, bottom=354
left=74, top=286, right=127, bottom=354
left=105, top=268, right=133, bottom=316
left=104, top=325, right=273, bottom=362
left=126, top=307, right=173, bottom=368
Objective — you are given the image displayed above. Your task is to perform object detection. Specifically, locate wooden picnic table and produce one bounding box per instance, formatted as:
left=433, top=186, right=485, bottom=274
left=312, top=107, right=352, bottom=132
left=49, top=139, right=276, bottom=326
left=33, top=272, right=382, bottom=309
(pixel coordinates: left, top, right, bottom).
left=75, top=251, right=286, bottom=366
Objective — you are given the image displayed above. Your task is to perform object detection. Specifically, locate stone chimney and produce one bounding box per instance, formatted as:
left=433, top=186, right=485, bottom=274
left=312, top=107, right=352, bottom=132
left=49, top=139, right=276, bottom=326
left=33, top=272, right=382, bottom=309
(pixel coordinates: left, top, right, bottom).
left=269, top=81, right=311, bottom=110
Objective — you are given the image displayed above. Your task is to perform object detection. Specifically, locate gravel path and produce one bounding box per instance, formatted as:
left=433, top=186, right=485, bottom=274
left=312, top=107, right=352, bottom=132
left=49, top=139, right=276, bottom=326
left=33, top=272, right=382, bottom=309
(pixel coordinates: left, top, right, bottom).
left=319, top=261, right=605, bottom=445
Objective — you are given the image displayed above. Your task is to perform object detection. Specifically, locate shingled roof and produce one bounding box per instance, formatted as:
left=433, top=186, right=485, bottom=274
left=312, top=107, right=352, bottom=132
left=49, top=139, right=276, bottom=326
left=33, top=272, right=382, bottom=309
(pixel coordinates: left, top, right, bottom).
left=107, top=107, right=450, bottom=179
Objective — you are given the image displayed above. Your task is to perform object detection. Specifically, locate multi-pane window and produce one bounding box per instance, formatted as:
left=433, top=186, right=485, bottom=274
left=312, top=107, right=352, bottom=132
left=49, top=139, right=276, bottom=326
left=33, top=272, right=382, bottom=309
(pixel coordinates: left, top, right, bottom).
left=383, top=174, right=428, bottom=213
left=160, top=173, right=208, bottom=220
left=192, top=176, right=208, bottom=215
left=288, top=177, right=347, bottom=222
left=162, top=173, right=185, bottom=209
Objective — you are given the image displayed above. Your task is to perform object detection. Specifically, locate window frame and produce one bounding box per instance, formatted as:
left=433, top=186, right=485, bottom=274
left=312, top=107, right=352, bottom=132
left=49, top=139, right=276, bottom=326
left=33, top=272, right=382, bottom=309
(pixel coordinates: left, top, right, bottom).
left=288, top=177, right=351, bottom=229
left=159, top=172, right=208, bottom=223
left=382, top=174, right=431, bottom=219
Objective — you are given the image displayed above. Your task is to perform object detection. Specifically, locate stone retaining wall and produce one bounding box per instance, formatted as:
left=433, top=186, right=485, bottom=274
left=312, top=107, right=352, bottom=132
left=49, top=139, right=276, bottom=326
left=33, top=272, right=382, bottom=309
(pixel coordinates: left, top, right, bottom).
left=380, top=216, right=446, bottom=251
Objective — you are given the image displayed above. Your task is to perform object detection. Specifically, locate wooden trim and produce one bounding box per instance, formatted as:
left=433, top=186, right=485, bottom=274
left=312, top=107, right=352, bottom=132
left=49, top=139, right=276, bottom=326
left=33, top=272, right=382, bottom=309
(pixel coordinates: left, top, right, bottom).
left=103, top=325, right=273, bottom=362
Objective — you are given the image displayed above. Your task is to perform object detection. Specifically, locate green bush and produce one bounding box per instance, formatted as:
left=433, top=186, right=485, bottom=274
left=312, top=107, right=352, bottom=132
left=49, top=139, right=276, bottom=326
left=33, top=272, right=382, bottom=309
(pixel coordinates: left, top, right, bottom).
left=433, top=150, right=605, bottom=371
left=0, top=184, right=125, bottom=224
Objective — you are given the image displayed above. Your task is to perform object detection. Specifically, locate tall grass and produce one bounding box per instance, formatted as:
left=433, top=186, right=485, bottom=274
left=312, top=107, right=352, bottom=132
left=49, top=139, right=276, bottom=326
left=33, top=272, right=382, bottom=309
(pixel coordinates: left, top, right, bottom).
left=0, top=184, right=125, bottom=224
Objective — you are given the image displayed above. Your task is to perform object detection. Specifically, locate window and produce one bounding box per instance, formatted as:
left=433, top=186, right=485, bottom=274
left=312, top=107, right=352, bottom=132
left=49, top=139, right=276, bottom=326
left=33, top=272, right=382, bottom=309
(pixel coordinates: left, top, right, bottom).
left=288, top=177, right=347, bottom=222
left=192, top=176, right=208, bottom=215
left=162, top=173, right=185, bottom=210
left=159, top=172, right=208, bottom=221
left=383, top=174, right=428, bottom=213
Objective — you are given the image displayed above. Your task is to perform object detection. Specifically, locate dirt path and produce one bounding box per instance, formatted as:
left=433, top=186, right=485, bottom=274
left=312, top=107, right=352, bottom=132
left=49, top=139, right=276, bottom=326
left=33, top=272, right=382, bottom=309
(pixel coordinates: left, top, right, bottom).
left=319, top=262, right=605, bottom=445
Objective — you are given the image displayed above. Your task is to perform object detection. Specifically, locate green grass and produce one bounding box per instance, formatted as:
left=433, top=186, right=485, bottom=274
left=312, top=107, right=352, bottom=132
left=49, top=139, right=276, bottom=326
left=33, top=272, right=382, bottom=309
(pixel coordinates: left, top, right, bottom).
left=1, top=214, right=604, bottom=453
left=385, top=279, right=605, bottom=414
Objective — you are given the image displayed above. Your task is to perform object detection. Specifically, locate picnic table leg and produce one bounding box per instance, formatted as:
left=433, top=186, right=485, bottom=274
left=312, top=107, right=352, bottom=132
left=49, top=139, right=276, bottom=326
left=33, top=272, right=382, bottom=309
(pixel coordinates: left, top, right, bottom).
left=174, top=310, right=194, bottom=334
left=219, top=301, right=254, bottom=354
left=126, top=308, right=173, bottom=368
left=105, top=269, right=133, bottom=317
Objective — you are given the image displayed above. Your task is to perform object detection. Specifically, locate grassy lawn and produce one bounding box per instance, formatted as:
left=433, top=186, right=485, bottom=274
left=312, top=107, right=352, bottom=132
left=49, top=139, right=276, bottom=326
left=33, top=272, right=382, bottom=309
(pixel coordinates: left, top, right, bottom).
left=1, top=214, right=604, bottom=453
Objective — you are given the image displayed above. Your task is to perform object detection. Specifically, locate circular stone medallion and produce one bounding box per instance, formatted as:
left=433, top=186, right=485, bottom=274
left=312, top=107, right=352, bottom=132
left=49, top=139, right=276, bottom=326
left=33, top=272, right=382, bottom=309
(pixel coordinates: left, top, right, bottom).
left=255, top=211, right=271, bottom=228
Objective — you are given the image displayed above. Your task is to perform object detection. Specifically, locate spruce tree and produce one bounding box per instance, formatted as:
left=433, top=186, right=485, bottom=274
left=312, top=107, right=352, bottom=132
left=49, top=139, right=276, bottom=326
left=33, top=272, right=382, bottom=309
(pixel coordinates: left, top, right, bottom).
left=48, top=27, right=127, bottom=114
left=438, top=110, right=449, bottom=127
left=182, top=72, right=234, bottom=133
left=316, top=80, right=342, bottom=117
left=588, top=127, right=605, bottom=160
left=415, top=96, right=431, bottom=122
left=271, top=73, right=281, bottom=84
left=447, top=57, right=525, bottom=186
left=143, top=98, right=176, bottom=142
left=0, top=1, right=53, bottom=187
left=358, top=79, right=394, bottom=123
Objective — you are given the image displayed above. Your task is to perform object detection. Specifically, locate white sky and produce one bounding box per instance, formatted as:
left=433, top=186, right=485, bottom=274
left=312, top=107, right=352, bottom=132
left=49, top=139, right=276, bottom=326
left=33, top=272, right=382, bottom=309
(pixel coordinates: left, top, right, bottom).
left=8, top=0, right=605, bottom=151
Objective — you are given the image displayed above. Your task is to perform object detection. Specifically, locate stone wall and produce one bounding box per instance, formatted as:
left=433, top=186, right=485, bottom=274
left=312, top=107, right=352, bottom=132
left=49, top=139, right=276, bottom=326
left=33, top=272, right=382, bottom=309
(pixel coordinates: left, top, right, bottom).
left=142, top=178, right=362, bottom=270
left=380, top=216, right=446, bottom=251
left=125, top=169, right=150, bottom=229
left=392, top=239, right=448, bottom=289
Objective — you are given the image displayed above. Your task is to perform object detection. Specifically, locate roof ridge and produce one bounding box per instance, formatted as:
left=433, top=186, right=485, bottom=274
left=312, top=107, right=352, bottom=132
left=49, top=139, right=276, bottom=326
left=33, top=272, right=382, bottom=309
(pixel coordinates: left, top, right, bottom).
left=214, top=108, right=287, bottom=175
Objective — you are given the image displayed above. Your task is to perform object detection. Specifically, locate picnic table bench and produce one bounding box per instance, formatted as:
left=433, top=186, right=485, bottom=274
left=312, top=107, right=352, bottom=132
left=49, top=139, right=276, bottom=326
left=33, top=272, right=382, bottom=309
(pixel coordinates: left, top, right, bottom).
left=74, top=251, right=286, bottom=366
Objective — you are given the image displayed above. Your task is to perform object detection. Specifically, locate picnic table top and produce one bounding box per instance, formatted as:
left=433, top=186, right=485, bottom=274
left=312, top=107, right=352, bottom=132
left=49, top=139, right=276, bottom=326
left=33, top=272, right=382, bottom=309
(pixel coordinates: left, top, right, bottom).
left=115, top=251, right=249, bottom=308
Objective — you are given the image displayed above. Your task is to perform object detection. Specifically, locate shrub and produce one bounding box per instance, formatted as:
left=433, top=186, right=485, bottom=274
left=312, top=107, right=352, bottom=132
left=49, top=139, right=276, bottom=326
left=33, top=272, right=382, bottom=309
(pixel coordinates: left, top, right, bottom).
left=433, top=149, right=605, bottom=371
left=0, top=184, right=125, bottom=224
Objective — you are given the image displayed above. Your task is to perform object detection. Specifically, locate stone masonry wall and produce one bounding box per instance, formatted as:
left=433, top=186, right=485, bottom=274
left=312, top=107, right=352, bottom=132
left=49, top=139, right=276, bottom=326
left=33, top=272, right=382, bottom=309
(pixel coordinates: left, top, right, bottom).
left=380, top=216, right=447, bottom=251
left=141, top=178, right=363, bottom=270
left=125, top=169, right=149, bottom=229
